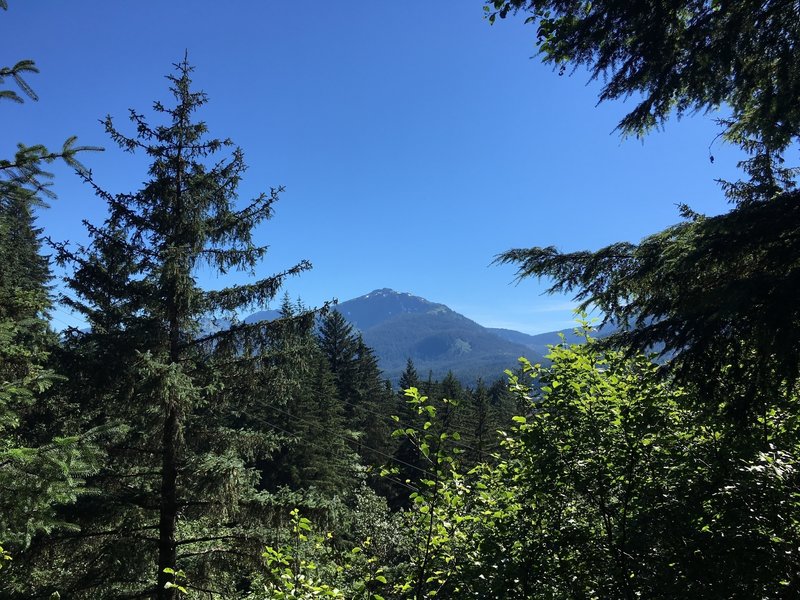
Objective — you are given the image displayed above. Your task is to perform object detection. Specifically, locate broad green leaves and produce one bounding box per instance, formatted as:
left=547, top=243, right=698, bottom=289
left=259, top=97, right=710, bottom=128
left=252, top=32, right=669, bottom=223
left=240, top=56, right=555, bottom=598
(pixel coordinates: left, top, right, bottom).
left=377, top=330, right=800, bottom=597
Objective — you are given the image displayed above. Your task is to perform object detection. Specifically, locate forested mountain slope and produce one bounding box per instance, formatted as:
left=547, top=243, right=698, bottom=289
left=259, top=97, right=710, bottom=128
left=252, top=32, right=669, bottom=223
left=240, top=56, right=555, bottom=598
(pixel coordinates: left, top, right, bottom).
left=328, top=289, right=543, bottom=382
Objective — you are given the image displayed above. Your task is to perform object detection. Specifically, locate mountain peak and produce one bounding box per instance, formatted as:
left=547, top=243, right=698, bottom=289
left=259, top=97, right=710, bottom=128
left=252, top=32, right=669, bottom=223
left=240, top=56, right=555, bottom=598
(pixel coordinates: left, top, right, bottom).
left=331, top=289, right=538, bottom=383
left=360, top=288, right=426, bottom=301
left=240, top=289, right=602, bottom=385
left=338, top=289, right=446, bottom=331
left=240, top=289, right=599, bottom=384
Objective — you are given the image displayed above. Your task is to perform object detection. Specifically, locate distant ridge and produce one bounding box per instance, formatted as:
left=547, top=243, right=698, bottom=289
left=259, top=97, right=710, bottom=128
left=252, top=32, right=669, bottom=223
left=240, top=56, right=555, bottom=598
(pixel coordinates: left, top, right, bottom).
left=242, top=289, right=608, bottom=385
left=243, top=309, right=281, bottom=324
left=337, top=288, right=447, bottom=331
left=488, top=326, right=612, bottom=358
left=330, top=289, right=542, bottom=384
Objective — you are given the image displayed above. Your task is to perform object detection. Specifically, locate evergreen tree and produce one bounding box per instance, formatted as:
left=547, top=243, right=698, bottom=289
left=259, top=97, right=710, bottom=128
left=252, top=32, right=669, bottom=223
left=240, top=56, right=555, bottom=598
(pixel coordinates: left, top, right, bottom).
left=0, top=3, right=100, bottom=585
left=438, top=371, right=465, bottom=434
left=47, top=58, right=312, bottom=598
left=486, top=0, right=800, bottom=173
left=499, top=200, right=800, bottom=419
left=488, top=375, right=517, bottom=426
left=398, top=358, right=420, bottom=393
left=389, top=360, right=425, bottom=506
left=461, top=379, right=495, bottom=466
left=318, top=310, right=358, bottom=380
left=260, top=298, right=356, bottom=498
left=317, top=311, right=394, bottom=488
left=388, top=367, right=468, bottom=508
left=349, top=337, right=393, bottom=466
left=0, top=187, right=101, bottom=564
left=297, top=355, right=355, bottom=495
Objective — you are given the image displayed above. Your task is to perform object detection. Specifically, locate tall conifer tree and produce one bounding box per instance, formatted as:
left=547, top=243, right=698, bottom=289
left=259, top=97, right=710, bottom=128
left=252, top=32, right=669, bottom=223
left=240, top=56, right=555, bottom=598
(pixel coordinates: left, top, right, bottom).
left=258, top=298, right=356, bottom=497
left=318, top=310, right=358, bottom=380
left=389, top=360, right=426, bottom=506
left=461, top=379, right=495, bottom=466
left=52, top=58, right=312, bottom=598
left=317, top=312, right=393, bottom=478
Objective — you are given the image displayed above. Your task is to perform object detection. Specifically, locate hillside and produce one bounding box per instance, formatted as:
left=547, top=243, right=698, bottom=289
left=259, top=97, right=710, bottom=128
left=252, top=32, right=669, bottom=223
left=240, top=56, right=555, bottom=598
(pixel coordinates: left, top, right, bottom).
left=332, top=289, right=542, bottom=383
left=241, top=289, right=607, bottom=384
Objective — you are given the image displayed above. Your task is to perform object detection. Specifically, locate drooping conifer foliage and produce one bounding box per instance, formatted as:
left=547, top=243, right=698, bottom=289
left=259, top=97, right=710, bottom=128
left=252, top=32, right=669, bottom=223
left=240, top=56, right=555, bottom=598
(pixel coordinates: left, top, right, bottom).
left=486, top=0, right=800, bottom=161
left=499, top=193, right=800, bottom=417
left=1, top=3, right=98, bottom=204
left=489, top=0, right=800, bottom=418
left=45, top=57, right=313, bottom=598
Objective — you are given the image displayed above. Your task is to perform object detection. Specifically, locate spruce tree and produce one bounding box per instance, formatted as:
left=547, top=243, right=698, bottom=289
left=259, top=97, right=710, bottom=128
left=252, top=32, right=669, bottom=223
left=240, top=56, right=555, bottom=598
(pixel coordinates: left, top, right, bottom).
left=349, top=338, right=393, bottom=465
left=438, top=371, right=465, bottom=433
left=389, top=360, right=426, bottom=506
left=259, top=298, right=356, bottom=498
left=0, top=2, right=100, bottom=585
left=461, top=379, right=495, bottom=466
left=318, top=310, right=358, bottom=379
left=0, top=187, right=100, bottom=564
left=398, top=358, right=420, bottom=393
left=51, top=58, right=312, bottom=598
left=317, top=311, right=393, bottom=476
left=488, top=376, right=516, bottom=427
left=489, top=0, right=800, bottom=419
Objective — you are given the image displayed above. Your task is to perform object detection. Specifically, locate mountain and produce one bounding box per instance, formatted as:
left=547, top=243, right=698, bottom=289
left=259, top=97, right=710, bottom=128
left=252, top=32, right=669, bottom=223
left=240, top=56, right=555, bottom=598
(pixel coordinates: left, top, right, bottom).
left=241, top=289, right=608, bottom=385
left=331, top=289, right=542, bottom=384
left=336, top=289, right=443, bottom=331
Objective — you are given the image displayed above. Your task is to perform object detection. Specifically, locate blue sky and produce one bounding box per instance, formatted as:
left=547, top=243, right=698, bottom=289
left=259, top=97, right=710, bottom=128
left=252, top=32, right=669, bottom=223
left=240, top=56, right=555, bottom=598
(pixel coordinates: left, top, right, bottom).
left=4, top=2, right=743, bottom=334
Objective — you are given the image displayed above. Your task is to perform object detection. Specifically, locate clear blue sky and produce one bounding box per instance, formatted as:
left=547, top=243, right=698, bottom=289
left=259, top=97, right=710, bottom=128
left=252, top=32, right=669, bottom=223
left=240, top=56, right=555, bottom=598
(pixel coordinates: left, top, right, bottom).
left=4, top=1, right=743, bottom=334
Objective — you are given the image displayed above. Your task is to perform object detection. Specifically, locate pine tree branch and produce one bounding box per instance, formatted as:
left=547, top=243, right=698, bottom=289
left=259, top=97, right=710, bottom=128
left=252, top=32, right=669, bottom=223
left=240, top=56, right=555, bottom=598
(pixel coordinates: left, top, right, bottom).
left=81, top=219, right=159, bottom=260
left=202, top=261, right=311, bottom=312
left=208, top=187, right=281, bottom=237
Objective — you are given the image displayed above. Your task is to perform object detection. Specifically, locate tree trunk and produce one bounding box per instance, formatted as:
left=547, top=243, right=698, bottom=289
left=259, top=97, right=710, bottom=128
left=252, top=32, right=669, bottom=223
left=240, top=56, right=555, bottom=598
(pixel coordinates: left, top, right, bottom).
left=156, top=403, right=179, bottom=600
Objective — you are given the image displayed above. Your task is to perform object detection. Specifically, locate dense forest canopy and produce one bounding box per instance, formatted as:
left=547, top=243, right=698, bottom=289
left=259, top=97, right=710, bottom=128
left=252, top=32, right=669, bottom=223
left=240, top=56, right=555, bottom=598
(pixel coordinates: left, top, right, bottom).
left=2, top=1, right=800, bottom=598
